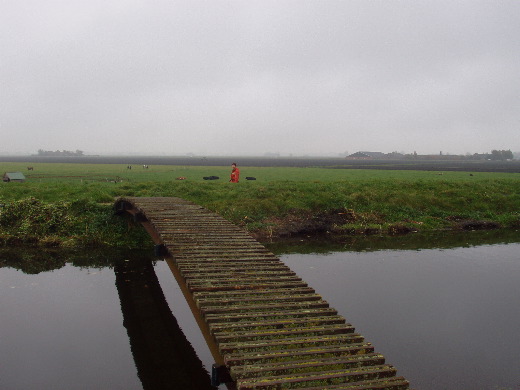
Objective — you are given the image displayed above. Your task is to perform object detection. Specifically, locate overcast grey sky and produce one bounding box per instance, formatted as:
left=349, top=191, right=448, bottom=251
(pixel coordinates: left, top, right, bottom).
left=1, top=1, right=519, bottom=156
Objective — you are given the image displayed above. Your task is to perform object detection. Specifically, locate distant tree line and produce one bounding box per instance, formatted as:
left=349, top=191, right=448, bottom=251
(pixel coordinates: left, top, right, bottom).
left=36, top=149, right=84, bottom=156
left=464, top=150, right=514, bottom=161
left=487, top=149, right=514, bottom=160
left=351, top=149, right=516, bottom=161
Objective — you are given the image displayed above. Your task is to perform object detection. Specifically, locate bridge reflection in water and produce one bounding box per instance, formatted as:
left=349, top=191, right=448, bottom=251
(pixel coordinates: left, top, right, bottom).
left=115, top=256, right=216, bottom=390
left=115, top=196, right=410, bottom=390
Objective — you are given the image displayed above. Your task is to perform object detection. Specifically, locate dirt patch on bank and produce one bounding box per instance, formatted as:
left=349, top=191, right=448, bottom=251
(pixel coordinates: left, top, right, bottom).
left=250, top=209, right=418, bottom=240
left=445, top=215, right=502, bottom=231
left=261, top=209, right=353, bottom=237
left=455, top=220, right=502, bottom=230
left=250, top=210, right=505, bottom=240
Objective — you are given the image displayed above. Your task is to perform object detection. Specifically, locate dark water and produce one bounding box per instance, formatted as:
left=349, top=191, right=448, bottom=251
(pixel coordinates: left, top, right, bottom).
left=278, top=241, right=520, bottom=390
left=1, top=264, right=141, bottom=389
left=0, top=249, right=214, bottom=390
left=1, top=231, right=519, bottom=389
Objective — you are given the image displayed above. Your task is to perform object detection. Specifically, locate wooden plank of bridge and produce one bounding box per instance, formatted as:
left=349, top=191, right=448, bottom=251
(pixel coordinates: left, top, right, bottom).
left=115, top=197, right=410, bottom=390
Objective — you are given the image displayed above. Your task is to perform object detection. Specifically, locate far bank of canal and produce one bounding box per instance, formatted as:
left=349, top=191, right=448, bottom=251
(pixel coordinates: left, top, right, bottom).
left=1, top=230, right=519, bottom=390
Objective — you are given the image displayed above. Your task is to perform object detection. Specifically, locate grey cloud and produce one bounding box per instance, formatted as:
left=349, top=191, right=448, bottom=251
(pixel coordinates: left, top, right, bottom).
left=1, top=0, right=519, bottom=156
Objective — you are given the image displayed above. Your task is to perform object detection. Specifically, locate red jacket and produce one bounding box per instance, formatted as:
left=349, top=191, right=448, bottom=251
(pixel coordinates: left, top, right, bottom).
left=230, top=167, right=240, bottom=183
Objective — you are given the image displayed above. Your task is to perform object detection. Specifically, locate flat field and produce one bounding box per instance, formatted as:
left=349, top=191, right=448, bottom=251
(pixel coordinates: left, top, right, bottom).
left=2, top=155, right=520, bottom=172
left=1, top=159, right=519, bottom=246
left=2, top=159, right=520, bottom=183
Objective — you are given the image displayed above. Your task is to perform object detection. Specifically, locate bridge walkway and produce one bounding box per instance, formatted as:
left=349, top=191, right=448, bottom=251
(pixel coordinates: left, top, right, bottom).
left=115, top=196, right=410, bottom=390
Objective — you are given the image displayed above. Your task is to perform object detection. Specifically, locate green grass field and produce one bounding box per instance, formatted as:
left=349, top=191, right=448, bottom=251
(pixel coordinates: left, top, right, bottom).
left=1, top=161, right=519, bottom=247
left=3, top=161, right=519, bottom=184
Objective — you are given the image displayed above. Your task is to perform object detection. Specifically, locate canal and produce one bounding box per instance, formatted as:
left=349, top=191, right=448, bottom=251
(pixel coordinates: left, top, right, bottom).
left=1, top=230, right=519, bottom=389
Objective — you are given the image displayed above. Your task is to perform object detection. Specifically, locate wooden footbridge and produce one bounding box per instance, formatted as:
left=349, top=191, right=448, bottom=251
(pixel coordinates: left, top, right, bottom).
left=115, top=197, right=410, bottom=390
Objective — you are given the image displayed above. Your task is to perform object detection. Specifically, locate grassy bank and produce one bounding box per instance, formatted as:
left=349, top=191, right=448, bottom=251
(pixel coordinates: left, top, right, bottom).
left=1, top=162, right=519, bottom=247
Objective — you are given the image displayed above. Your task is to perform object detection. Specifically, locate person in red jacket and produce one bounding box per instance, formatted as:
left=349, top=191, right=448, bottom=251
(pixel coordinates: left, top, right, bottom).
left=230, top=162, right=240, bottom=183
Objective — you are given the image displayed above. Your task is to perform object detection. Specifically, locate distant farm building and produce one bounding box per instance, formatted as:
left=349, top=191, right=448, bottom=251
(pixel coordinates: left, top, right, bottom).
left=346, top=152, right=370, bottom=159
left=2, top=172, right=26, bottom=182
left=346, top=151, right=386, bottom=160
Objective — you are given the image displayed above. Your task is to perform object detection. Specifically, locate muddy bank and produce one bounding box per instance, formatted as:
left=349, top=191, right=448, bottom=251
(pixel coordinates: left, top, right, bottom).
left=249, top=209, right=510, bottom=241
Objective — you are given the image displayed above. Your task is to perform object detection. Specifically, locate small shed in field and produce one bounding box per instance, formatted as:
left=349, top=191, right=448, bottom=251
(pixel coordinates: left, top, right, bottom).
left=3, top=172, right=26, bottom=182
